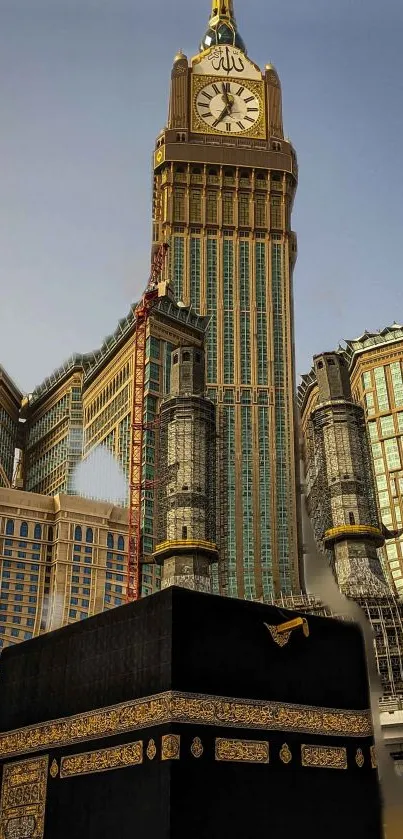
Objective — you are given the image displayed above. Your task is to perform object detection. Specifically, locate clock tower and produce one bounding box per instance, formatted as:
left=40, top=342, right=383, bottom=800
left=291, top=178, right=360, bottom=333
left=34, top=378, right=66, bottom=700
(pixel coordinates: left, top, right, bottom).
left=152, top=0, right=302, bottom=600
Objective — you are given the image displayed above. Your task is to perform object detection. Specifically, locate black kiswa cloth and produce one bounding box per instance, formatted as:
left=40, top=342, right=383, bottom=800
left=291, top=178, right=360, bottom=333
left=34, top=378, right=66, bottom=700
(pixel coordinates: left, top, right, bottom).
left=0, top=588, right=382, bottom=839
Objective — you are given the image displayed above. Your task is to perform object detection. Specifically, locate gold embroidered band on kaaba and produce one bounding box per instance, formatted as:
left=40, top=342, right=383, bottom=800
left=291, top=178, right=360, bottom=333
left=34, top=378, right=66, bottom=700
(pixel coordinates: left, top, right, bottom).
left=0, top=691, right=373, bottom=760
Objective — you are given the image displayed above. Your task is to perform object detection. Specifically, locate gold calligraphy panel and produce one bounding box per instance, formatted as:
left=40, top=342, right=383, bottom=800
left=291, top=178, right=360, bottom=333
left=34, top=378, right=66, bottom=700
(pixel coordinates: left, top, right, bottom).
left=215, top=738, right=269, bottom=763
left=301, top=745, right=347, bottom=770
left=60, top=741, right=143, bottom=778
left=0, top=691, right=373, bottom=761
left=0, top=755, right=48, bottom=839
left=161, top=735, right=180, bottom=761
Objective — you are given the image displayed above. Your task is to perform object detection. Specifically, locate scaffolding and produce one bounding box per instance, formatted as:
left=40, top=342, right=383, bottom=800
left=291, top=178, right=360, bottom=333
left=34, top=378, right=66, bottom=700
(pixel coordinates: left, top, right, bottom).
left=156, top=393, right=216, bottom=550
left=265, top=592, right=403, bottom=698
left=305, top=400, right=380, bottom=543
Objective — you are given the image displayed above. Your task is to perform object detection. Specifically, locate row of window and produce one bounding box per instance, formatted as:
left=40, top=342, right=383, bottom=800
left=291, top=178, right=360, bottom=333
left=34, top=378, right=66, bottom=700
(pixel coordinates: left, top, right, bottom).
left=172, top=189, right=287, bottom=228
left=5, top=520, right=42, bottom=539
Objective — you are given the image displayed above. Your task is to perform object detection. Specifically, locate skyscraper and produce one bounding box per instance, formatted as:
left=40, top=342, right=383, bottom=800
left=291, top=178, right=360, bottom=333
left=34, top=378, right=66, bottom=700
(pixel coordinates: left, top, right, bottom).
left=153, top=0, right=301, bottom=599
left=0, top=367, right=22, bottom=488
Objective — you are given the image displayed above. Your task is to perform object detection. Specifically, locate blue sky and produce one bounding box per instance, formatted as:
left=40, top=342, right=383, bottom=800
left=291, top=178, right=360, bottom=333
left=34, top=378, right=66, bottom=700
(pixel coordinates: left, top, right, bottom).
left=1, top=0, right=402, bottom=394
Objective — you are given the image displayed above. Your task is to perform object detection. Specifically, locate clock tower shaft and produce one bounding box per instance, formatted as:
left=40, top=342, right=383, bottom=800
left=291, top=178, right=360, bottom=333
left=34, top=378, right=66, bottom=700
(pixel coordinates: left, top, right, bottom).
left=152, top=6, right=302, bottom=600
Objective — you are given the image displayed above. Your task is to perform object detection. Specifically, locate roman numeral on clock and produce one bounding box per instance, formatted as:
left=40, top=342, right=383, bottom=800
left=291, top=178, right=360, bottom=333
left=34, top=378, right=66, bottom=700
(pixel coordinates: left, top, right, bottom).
left=244, top=96, right=254, bottom=103
left=237, top=121, right=245, bottom=130
left=236, top=86, right=244, bottom=96
left=226, top=122, right=232, bottom=132
left=201, top=91, right=212, bottom=100
left=247, top=108, right=258, bottom=112
left=212, top=83, right=220, bottom=94
left=244, top=116, right=254, bottom=123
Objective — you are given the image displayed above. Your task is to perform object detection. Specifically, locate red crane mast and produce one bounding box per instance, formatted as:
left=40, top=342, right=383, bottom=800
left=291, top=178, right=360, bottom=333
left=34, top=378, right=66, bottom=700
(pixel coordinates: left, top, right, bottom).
left=126, top=242, right=169, bottom=602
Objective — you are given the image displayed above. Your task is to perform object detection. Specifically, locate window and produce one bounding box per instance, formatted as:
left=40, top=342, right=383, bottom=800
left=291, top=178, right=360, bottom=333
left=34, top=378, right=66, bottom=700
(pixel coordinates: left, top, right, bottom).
left=189, top=189, right=201, bottom=223
left=374, top=366, right=389, bottom=412
left=380, top=416, right=395, bottom=438
left=173, top=353, right=179, bottom=365
left=183, top=351, right=190, bottom=362
left=20, top=522, right=28, bottom=538
left=348, top=512, right=355, bottom=525
left=255, top=195, right=266, bottom=227
left=69, top=609, right=77, bottom=619
left=118, top=535, right=124, bottom=552
left=5, top=520, right=14, bottom=536
left=384, top=439, right=401, bottom=471
left=173, top=187, right=185, bottom=222
left=206, top=191, right=217, bottom=224
left=34, top=523, right=42, bottom=540
left=107, top=533, right=114, bottom=549
left=390, top=362, right=403, bottom=407
left=74, top=525, right=82, bottom=541
left=86, top=528, right=93, bottom=543
left=222, top=192, right=233, bottom=225
left=270, top=196, right=282, bottom=228
left=362, top=371, right=372, bottom=390
left=238, top=193, right=249, bottom=226
left=182, top=526, right=188, bottom=539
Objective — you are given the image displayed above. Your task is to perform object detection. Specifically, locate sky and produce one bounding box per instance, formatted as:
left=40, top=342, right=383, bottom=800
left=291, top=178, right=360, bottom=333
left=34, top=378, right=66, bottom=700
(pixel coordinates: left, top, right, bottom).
left=1, top=0, right=403, bottom=395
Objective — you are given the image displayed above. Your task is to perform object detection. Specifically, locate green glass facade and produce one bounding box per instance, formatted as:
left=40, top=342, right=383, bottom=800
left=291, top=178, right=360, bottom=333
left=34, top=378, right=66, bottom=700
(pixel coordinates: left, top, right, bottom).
left=164, top=164, right=300, bottom=598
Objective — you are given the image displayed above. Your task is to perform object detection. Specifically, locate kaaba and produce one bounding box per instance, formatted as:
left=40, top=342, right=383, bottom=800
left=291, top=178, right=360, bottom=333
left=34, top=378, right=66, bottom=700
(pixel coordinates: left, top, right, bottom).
left=0, top=587, right=383, bottom=838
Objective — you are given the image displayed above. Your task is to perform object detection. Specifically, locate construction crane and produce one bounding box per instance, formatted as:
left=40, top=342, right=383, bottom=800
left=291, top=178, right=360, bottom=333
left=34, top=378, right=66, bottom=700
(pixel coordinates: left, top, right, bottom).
left=126, top=242, right=169, bottom=602
left=0, top=452, right=23, bottom=490
left=0, top=463, right=10, bottom=488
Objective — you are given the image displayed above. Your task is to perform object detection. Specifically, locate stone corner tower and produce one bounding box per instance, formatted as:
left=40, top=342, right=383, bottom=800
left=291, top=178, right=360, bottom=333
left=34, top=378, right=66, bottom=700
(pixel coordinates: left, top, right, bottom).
left=307, top=351, right=390, bottom=597
left=153, top=345, right=218, bottom=592
left=152, top=0, right=302, bottom=600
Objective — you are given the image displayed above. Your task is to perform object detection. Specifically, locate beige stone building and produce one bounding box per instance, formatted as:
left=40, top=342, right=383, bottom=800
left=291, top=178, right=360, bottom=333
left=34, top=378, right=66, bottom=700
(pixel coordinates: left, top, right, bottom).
left=16, top=296, right=207, bottom=597
left=0, top=487, right=129, bottom=652
left=345, top=326, right=403, bottom=599
left=0, top=367, right=22, bottom=489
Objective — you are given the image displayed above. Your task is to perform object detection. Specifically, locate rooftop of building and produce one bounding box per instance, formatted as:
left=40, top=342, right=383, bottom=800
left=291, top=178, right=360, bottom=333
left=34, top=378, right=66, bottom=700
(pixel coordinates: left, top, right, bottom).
left=298, top=323, right=403, bottom=412
left=0, top=365, right=23, bottom=403
left=25, top=296, right=209, bottom=408
left=0, top=485, right=128, bottom=522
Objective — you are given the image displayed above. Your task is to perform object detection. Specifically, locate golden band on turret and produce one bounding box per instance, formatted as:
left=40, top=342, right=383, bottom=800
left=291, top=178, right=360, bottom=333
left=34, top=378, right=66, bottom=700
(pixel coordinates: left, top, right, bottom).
left=324, top=525, right=384, bottom=548
left=153, top=539, right=219, bottom=561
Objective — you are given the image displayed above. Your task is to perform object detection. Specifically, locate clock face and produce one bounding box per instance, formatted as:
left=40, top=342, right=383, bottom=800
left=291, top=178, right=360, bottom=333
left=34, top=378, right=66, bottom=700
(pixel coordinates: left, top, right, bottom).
left=195, top=80, right=260, bottom=134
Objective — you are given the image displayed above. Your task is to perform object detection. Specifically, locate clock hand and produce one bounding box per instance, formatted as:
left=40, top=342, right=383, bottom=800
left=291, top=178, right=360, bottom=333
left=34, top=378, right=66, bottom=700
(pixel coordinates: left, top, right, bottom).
left=221, top=82, right=231, bottom=107
left=212, top=102, right=232, bottom=127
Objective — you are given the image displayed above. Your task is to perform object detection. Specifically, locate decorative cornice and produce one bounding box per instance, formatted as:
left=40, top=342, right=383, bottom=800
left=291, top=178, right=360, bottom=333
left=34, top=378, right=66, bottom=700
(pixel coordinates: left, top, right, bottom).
left=0, top=691, right=373, bottom=760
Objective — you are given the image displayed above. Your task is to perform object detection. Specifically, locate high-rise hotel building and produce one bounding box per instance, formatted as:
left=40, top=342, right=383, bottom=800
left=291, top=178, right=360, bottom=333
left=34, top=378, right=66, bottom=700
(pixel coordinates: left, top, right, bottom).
left=1, top=0, right=302, bottom=603
left=153, top=0, right=301, bottom=598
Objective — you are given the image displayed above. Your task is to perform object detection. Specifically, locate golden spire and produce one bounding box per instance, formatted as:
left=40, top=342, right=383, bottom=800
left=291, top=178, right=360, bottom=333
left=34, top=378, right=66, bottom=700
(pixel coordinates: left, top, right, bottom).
left=209, top=0, right=235, bottom=24
left=201, top=0, right=246, bottom=54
